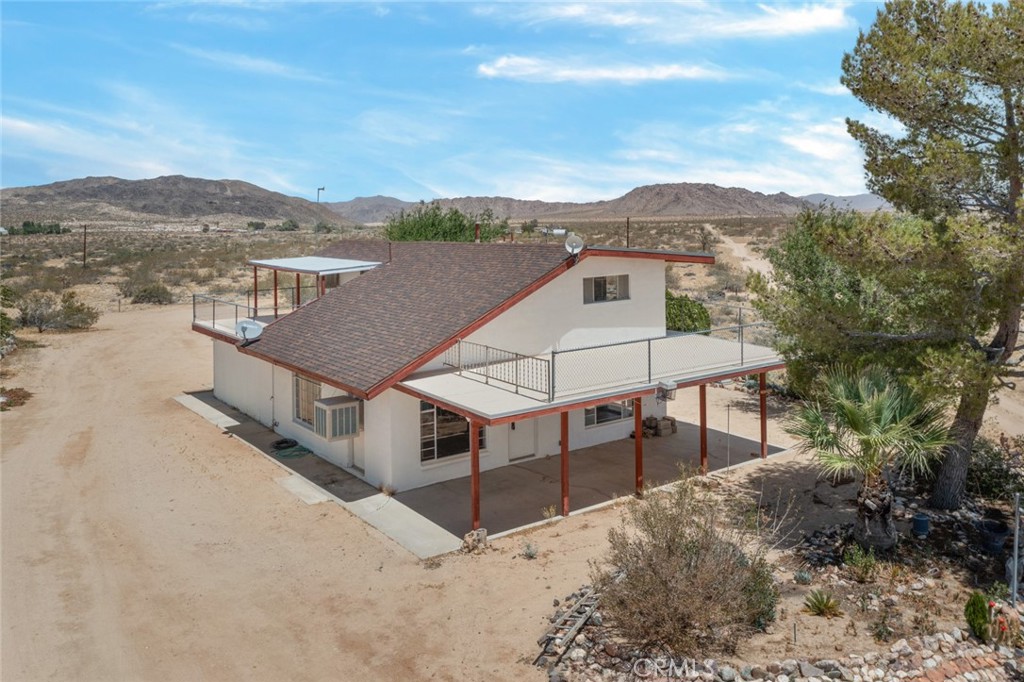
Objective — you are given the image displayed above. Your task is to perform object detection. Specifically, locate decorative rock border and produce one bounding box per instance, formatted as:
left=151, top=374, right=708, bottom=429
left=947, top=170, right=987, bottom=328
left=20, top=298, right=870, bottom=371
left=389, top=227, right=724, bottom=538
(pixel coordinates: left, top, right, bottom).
left=553, top=627, right=1022, bottom=682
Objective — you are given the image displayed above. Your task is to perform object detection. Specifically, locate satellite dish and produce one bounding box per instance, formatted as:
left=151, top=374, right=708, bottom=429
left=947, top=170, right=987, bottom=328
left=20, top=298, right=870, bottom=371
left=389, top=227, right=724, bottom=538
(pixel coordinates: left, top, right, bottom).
left=564, top=233, right=584, bottom=256
left=235, top=319, right=263, bottom=342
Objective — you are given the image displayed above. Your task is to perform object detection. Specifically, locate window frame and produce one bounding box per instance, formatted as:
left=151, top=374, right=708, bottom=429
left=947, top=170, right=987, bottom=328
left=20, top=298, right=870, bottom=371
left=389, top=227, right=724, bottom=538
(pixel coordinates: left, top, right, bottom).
left=583, top=274, right=630, bottom=304
left=584, top=400, right=635, bottom=427
left=419, top=401, right=486, bottom=464
left=293, top=374, right=322, bottom=428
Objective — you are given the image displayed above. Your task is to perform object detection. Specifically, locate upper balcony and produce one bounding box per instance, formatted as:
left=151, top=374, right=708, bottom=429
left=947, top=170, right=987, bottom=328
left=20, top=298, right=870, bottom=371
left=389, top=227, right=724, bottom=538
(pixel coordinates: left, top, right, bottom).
left=402, top=317, right=783, bottom=421
left=191, top=255, right=381, bottom=340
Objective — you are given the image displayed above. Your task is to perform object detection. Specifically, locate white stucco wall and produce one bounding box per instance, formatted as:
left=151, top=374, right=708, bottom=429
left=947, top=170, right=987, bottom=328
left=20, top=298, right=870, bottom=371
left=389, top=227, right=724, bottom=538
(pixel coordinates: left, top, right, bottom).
left=465, top=255, right=666, bottom=355
left=210, top=254, right=674, bottom=493
left=213, top=340, right=274, bottom=427
left=211, top=340, right=367, bottom=475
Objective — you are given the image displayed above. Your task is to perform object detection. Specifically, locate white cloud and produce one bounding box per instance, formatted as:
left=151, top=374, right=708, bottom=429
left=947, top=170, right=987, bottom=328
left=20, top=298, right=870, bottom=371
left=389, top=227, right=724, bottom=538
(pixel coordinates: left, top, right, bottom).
left=798, top=81, right=850, bottom=96
left=477, top=55, right=730, bottom=84
left=478, top=2, right=854, bottom=43
left=171, top=44, right=329, bottom=82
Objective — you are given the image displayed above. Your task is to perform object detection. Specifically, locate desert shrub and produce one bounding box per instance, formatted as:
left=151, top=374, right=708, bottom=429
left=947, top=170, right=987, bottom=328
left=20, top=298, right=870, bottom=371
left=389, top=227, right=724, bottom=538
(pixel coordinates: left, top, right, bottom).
left=964, top=592, right=990, bottom=641
left=0, top=387, right=32, bottom=410
left=843, top=545, right=878, bottom=583
left=871, top=608, right=902, bottom=642
left=804, top=590, right=842, bottom=618
left=794, top=569, right=813, bottom=585
left=275, top=219, right=300, bottom=231
left=314, top=221, right=335, bottom=234
left=591, top=476, right=778, bottom=657
left=18, top=291, right=60, bottom=331
left=521, top=542, right=538, bottom=560
left=57, top=291, right=99, bottom=329
left=966, top=435, right=1024, bottom=500
left=247, top=221, right=266, bottom=231
left=131, top=283, right=174, bottom=305
left=710, top=260, right=746, bottom=294
left=16, top=290, right=98, bottom=331
left=665, top=290, right=711, bottom=332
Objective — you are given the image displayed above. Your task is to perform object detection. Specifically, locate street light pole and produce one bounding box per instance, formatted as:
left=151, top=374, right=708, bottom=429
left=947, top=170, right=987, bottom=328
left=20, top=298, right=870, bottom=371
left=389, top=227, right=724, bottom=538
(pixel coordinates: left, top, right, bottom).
left=316, top=186, right=325, bottom=203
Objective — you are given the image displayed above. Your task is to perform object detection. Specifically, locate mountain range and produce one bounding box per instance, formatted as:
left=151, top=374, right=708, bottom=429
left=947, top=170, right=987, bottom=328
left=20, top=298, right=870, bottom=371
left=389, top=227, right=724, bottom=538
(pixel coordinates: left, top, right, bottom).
left=0, top=175, right=891, bottom=227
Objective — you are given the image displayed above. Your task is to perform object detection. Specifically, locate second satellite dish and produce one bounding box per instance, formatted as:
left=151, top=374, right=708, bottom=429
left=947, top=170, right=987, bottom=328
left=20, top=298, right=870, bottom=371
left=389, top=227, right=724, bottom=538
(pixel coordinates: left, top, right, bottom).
left=564, top=233, right=584, bottom=256
left=235, top=319, right=264, bottom=342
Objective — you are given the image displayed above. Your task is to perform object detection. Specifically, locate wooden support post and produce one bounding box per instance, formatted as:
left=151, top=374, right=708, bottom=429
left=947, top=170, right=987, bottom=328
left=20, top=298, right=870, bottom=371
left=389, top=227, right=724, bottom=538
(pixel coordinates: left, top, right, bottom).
left=560, top=411, right=569, bottom=517
left=634, top=397, right=643, bottom=496
left=252, top=266, right=258, bottom=316
left=273, top=269, right=279, bottom=318
left=295, top=272, right=301, bottom=307
left=471, top=420, right=481, bottom=530
left=699, top=384, right=708, bottom=474
left=759, top=372, right=768, bottom=459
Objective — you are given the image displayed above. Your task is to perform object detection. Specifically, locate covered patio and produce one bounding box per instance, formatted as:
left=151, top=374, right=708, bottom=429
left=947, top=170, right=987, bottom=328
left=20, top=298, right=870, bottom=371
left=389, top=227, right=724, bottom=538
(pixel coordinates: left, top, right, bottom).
left=396, top=416, right=787, bottom=537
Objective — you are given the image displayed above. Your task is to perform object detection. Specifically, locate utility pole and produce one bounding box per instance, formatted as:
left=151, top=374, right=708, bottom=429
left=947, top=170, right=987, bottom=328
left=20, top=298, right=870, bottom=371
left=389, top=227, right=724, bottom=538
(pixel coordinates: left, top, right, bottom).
left=316, top=187, right=325, bottom=203
left=626, top=216, right=630, bottom=248
left=82, top=224, right=88, bottom=268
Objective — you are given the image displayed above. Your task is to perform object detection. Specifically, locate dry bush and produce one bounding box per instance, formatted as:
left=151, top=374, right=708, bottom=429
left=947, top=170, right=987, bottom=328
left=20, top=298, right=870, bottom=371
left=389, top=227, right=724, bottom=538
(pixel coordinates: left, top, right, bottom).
left=591, top=476, right=779, bottom=658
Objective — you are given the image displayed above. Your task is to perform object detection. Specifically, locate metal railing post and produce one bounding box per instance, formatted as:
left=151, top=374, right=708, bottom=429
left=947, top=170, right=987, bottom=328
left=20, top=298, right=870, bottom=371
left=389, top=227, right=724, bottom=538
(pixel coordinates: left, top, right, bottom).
left=647, top=338, right=652, bottom=383
left=515, top=354, right=521, bottom=395
left=484, top=346, right=490, bottom=385
left=549, top=351, right=556, bottom=402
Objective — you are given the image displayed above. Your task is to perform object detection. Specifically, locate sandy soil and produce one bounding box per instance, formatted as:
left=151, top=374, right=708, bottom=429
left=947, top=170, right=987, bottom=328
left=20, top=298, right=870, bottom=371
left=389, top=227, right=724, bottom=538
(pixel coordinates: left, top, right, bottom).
left=2, top=303, right=1021, bottom=681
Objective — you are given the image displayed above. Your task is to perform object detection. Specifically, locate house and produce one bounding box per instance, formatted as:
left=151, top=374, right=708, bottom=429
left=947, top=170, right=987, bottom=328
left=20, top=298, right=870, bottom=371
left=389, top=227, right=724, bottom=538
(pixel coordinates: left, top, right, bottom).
left=192, top=238, right=784, bottom=531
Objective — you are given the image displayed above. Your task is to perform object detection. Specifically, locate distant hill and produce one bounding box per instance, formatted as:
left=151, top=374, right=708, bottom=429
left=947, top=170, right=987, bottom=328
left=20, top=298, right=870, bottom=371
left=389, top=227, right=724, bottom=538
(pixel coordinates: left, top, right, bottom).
left=801, top=192, right=892, bottom=212
left=328, top=182, right=813, bottom=223
left=0, top=175, right=354, bottom=227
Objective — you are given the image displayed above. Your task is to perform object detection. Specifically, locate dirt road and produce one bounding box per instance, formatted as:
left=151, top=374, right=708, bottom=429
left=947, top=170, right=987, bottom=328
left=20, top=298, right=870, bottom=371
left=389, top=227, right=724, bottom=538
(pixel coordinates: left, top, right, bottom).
left=1, top=306, right=622, bottom=681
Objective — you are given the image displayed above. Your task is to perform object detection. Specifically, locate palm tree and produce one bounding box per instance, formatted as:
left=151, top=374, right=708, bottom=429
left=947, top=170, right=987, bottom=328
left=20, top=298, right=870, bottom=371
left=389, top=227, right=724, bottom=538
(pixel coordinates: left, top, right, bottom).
left=787, top=366, right=949, bottom=551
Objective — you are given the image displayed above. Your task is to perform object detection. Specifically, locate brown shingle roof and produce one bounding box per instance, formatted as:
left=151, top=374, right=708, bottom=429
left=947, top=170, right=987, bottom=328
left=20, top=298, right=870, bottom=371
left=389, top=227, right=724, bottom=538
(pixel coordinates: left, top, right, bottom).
left=245, top=241, right=571, bottom=398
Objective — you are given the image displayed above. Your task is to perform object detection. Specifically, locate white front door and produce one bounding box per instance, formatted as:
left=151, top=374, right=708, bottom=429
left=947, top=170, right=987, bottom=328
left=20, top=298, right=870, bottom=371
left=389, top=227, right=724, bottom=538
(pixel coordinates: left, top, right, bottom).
left=508, top=419, right=536, bottom=461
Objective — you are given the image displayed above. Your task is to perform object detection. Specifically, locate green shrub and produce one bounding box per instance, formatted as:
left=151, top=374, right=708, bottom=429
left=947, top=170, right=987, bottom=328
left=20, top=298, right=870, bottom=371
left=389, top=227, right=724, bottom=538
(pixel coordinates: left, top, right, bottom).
left=275, top=219, right=300, bottom=231
left=592, top=475, right=779, bottom=657
left=964, top=592, right=990, bottom=641
left=843, top=545, right=878, bottom=583
left=247, top=221, right=266, bottom=231
left=804, top=589, right=842, bottom=618
left=384, top=203, right=508, bottom=242
left=131, top=283, right=174, bottom=305
left=666, top=290, right=711, bottom=332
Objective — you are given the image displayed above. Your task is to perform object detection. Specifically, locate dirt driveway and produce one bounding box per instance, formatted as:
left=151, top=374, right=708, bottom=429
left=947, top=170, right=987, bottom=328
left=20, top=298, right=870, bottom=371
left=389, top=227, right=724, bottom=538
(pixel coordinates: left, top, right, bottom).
left=1, top=306, right=629, bottom=681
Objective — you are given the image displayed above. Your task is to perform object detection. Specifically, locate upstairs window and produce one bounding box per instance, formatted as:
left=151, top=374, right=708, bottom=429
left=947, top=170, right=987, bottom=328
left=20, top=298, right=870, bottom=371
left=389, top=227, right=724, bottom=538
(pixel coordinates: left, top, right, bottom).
left=584, top=275, right=629, bottom=304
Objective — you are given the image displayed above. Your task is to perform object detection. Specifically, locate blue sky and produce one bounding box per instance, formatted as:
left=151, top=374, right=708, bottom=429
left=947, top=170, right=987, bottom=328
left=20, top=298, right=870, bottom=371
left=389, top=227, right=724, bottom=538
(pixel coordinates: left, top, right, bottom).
left=2, top=2, right=893, bottom=202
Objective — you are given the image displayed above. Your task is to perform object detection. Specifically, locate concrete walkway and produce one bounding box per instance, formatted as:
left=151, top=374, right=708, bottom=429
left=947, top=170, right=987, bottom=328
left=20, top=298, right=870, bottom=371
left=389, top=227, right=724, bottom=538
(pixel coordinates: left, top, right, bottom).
left=176, top=391, right=787, bottom=557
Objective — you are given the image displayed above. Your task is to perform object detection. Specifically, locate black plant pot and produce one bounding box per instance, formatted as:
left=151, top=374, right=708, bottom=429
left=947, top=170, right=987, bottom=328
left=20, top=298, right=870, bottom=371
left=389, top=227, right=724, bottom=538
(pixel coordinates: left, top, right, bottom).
left=978, top=519, right=1010, bottom=554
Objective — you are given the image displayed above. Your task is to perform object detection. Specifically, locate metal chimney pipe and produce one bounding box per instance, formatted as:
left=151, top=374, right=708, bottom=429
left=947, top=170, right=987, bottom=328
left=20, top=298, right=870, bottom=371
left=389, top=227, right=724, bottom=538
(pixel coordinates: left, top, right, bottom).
left=475, top=223, right=480, bottom=243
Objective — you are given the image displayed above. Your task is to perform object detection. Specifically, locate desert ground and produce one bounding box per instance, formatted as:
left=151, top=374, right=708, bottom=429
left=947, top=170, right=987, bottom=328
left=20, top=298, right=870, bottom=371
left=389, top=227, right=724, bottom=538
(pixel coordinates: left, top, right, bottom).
left=3, top=233, right=1022, bottom=681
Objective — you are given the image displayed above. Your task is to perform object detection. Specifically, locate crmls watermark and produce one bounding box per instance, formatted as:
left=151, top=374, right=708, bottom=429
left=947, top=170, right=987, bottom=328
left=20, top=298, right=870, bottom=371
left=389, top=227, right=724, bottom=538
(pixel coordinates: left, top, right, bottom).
left=631, top=656, right=700, bottom=679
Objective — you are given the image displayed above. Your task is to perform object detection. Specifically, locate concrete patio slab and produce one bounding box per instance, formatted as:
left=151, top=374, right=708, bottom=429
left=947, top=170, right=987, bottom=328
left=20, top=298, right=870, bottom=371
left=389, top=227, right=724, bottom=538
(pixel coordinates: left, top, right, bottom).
left=176, top=390, right=787, bottom=557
